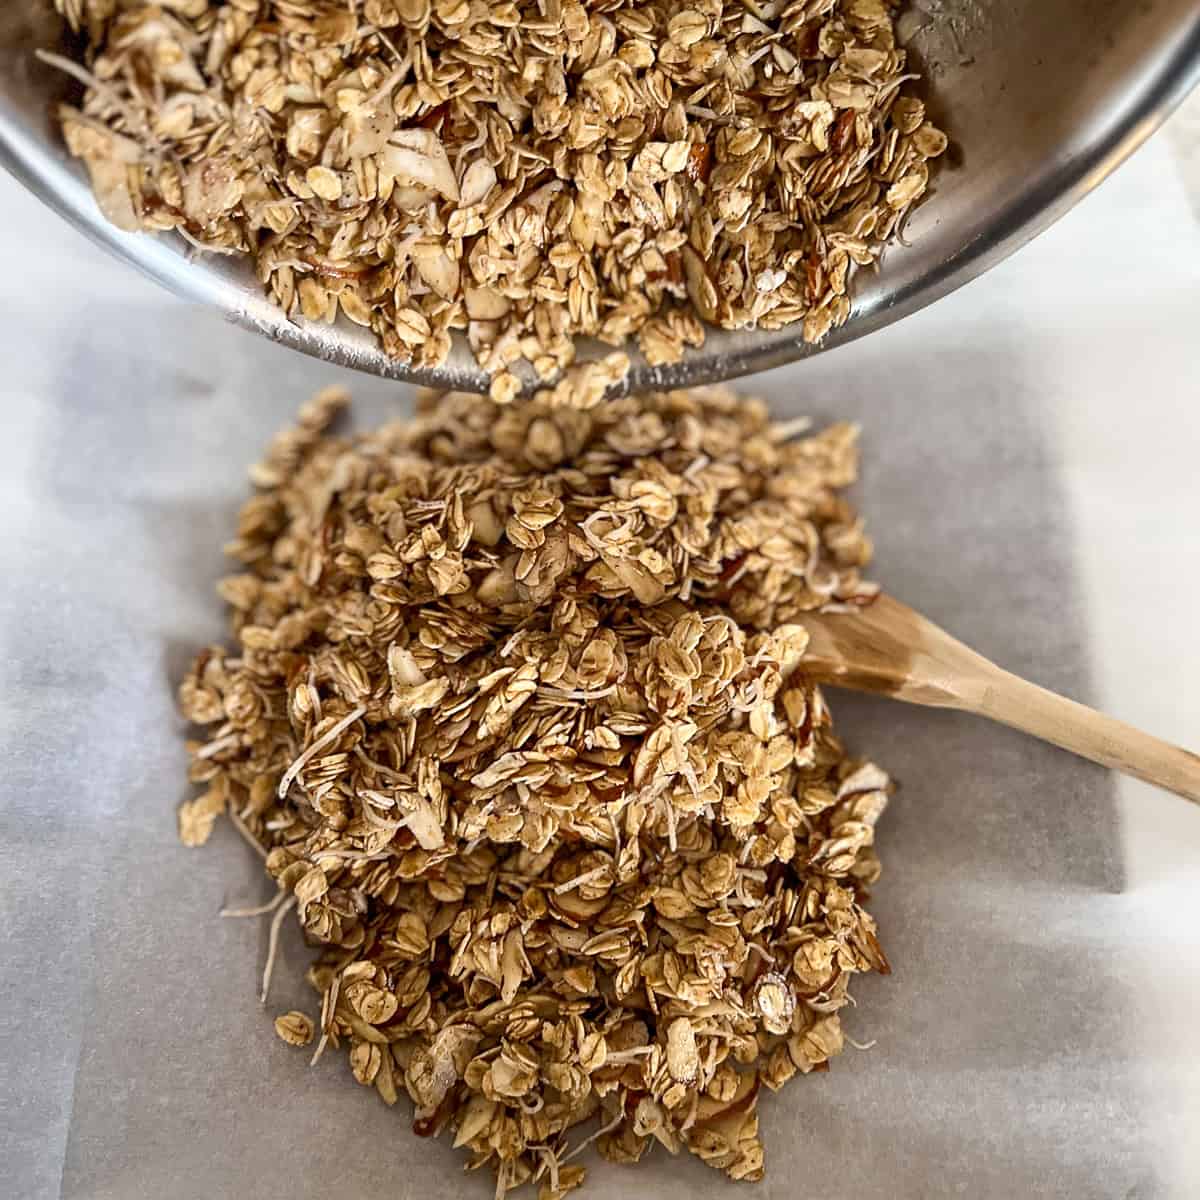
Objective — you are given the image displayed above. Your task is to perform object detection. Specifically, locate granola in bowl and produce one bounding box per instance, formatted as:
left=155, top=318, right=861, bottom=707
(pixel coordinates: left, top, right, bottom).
left=49, top=0, right=946, bottom=397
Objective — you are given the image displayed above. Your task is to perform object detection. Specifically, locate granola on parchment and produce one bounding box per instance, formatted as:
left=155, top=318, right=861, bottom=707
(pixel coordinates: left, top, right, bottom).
left=50, top=0, right=946, bottom=397
left=179, top=383, right=894, bottom=1196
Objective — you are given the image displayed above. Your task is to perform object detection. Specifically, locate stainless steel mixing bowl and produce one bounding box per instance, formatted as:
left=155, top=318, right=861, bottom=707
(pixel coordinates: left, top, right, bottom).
left=2, top=2, right=1198, bottom=394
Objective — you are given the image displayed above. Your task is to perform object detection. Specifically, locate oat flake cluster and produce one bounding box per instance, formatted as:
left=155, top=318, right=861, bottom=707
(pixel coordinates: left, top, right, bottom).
left=178, top=384, right=893, bottom=1196
left=52, top=0, right=945, bottom=398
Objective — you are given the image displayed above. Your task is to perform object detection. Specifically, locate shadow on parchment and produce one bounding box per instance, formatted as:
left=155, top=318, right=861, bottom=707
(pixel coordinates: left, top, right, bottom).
left=752, top=332, right=1122, bottom=894
left=38, top=306, right=1144, bottom=1200
left=724, top=332, right=1137, bottom=1199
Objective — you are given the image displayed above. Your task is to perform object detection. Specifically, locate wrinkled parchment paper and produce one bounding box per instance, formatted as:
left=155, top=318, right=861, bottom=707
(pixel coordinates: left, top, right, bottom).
left=2, top=138, right=1199, bottom=1200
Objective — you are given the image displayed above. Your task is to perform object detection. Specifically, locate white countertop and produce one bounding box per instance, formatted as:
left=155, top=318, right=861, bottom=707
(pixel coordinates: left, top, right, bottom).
left=0, top=120, right=1197, bottom=1199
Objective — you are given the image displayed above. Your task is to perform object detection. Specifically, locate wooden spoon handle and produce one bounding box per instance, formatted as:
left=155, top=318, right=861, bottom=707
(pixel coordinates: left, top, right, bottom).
left=798, top=596, right=1200, bottom=806
left=972, top=668, right=1200, bottom=805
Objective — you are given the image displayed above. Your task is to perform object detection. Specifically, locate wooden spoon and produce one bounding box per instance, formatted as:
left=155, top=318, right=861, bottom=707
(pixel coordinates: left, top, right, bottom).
left=796, top=593, right=1200, bottom=806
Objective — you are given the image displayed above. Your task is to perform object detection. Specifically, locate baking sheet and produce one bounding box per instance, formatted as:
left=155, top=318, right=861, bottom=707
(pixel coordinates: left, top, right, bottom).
left=2, top=136, right=1198, bottom=1199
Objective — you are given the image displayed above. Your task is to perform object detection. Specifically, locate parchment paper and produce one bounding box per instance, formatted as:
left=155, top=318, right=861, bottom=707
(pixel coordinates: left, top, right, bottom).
left=2, top=135, right=1198, bottom=1200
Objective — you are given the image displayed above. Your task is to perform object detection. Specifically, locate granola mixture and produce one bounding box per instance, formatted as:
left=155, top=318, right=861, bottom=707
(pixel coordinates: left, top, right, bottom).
left=50, top=0, right=946, bottom=398
left=179, top=384, right=893, bottom=1197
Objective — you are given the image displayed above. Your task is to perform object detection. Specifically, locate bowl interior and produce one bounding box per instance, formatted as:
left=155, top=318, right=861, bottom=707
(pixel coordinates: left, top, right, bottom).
left=1, top=0, right=1197, bottom=394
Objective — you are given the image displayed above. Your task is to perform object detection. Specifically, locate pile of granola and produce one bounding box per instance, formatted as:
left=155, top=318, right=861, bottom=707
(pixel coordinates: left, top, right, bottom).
left=51, top=0, right=945, bottom=398
left=179, top=384, right=893, bottom=1197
